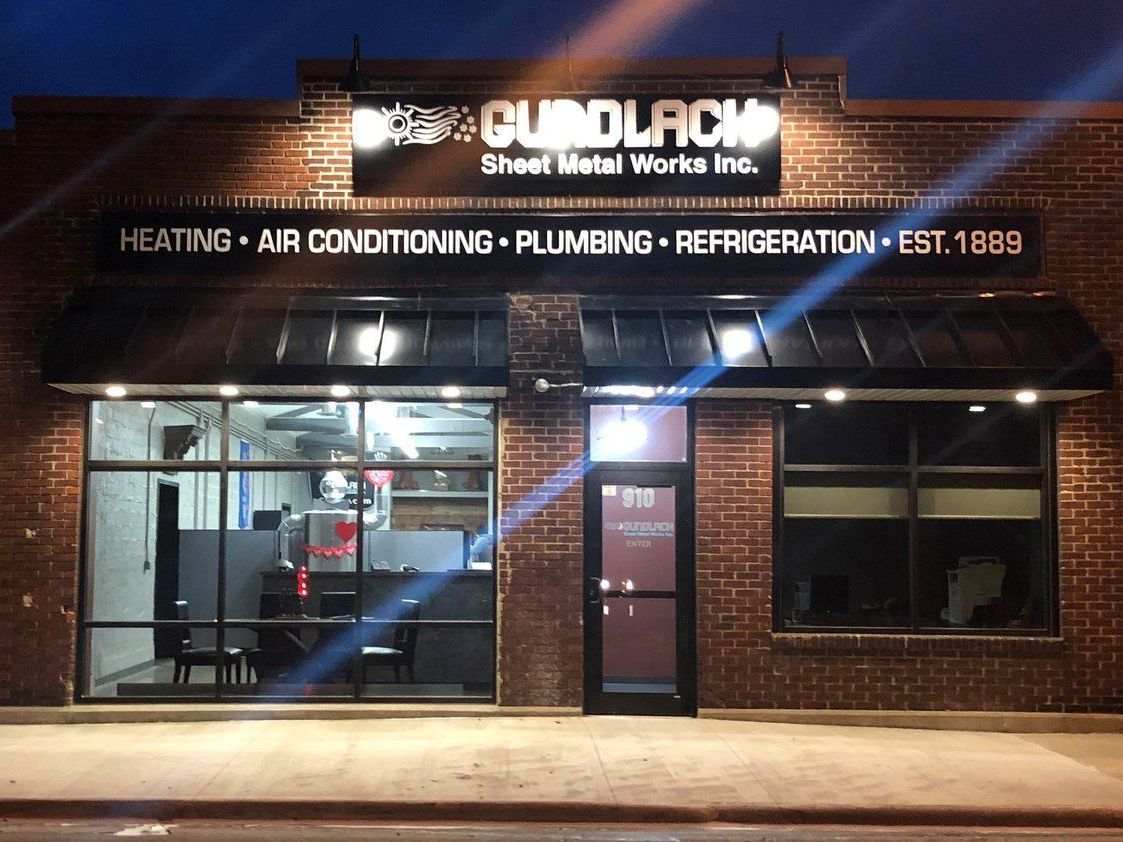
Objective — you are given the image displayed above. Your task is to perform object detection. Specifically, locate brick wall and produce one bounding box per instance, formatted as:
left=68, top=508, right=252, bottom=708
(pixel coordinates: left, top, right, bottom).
left=0, top=67, right=1120, bottom=708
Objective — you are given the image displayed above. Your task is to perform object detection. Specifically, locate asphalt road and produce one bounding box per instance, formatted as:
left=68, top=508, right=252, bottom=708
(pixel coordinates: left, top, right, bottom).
left=1, top=823, right=1122, bottom=840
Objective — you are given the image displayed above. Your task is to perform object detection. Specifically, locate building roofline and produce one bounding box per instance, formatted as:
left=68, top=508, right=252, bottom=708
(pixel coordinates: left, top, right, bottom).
left=296, top=55, right=848, bottom=79
left=846, top=98, right=1123, bottom=120
left=11, top=96, right=299, bottom=119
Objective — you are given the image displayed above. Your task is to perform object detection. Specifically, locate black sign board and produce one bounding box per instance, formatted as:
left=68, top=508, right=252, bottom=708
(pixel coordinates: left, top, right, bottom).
left=350, top=93, right=782, bottom=197
left=97, top=211, right=1042, bottom=280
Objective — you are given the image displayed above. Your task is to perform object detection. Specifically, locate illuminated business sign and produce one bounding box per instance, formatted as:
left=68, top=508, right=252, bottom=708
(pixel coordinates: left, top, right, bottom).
left=97, top=211, right=1041, bottom=281
left=350, top=93, right=782, bottom=197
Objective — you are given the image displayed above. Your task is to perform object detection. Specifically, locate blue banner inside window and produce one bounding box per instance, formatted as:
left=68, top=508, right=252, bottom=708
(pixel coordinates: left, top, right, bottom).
left=238, top=440, right=250, bottom=528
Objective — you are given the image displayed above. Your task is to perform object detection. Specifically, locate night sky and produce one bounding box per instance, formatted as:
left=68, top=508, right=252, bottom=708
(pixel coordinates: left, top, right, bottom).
left=2, top=0, right=1123, bottom=129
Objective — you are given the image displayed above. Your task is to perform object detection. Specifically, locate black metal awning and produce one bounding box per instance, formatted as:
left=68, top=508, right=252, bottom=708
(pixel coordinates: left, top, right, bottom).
left=579, top=293, right=1112, bottom=401
left=43, top=287, right=509, bottom=398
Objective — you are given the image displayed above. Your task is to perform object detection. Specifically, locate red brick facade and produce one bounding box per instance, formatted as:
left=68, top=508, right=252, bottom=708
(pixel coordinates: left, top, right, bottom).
left=0, top=58, right=1120, bottom=710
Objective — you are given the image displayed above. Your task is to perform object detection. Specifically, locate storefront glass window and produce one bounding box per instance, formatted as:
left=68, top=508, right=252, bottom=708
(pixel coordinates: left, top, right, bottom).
left=82, top=398, right=496, bottom=701
left=778, top=402, right=1051, bottom=633
left=589, top=404, right=688, bottom=463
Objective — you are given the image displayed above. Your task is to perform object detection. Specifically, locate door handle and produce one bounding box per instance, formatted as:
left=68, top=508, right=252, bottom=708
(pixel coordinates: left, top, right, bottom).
left=586, top=577, right=609, bottom=605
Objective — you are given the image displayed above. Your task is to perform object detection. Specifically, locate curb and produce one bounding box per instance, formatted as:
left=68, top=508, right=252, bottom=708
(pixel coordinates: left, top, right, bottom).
left=0, top=800, right=1121, bottom=828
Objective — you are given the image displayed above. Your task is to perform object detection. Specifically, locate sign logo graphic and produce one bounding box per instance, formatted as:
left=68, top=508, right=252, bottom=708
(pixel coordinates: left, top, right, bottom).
left=353, top=102, right=475, bottom=148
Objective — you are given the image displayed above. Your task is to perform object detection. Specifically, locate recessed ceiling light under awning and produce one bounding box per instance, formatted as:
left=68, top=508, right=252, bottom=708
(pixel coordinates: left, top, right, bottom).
left=578, top=293, right=1113, bottom=401
left=42, top=287, right=509, bottom=398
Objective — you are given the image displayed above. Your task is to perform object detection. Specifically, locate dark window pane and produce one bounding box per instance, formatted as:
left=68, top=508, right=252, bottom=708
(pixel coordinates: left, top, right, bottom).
left=280, top=310, right=332, bottom=365
left=378, top=313, right=427, bottom=366
left=127, top=306, right=189, bottom=371
left=905, top=311, right=968, bottom=367
left=475, top=313, right=507, bottom=367
left=712, top=312, right=768, bottom=367
left=917, top=404, right=1041, bottom=466
left=784, top=404, right=909, bottom=465
left=781, top=518, right=909, bottom=628
left=614, top=311, right=666, bottom=366
left=915, top=520, right=1044, bottom=629
left=807, top=312, right=868, bottom=368
left=855, top=311, right=919, bottom=367
left=998, top=310, right=1065, bottom=367
left=331, top=311, right=382, bottom=366
left=427, top=313, right=476, bottom=366
left=761, top=312, right=819, bottom=367
left=177, top=308, right=239, bottom=365
left=580, top=311, right=618, bottom=366
left=950, top=310, right=1015, bottom=367
left=228, top=309, right=285, bottom=366
left=664, top=312, right=716, bottom=367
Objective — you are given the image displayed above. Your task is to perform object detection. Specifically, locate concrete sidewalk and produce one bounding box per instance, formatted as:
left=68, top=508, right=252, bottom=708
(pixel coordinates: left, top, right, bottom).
left=1, top=716, right=1122, bottom=827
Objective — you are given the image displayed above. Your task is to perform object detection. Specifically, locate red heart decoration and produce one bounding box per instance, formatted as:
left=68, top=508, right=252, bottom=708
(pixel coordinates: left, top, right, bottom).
left=364, top=469, right=395, bottom=488
left=334, top=521, right=358, bottom=543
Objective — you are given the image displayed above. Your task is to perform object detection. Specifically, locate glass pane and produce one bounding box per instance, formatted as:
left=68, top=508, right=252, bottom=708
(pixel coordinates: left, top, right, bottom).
left=279, top=310, right=332, bottom=365
left=784, top=474, right=908, bottom=519
left=918, top=477, right=1041, bottom=520
left=614, top=311, right=666, bottom=366
left=915, top=520, right=1045, bottom=629
left=712, top=312, right=768, bottom=367
left=601, top=484, right=676, bottom=592
left=580, top=311, right=619, bottom=366
left=783, top=403, right=908, bottom=465
left=225, top=622, right=354, bottom=698
left=359, top=585, right=492, bottom=699
left=664, top=312, right=716, bottom=367
left=231, top=401, right=360, bottom=461
left=223, top=470, right=334, bottom=622
left=589, top=405, right=688, bottom=463
left=952, top=310, right=1015, bottom=366
left=228, top=309, right=286, bottom=365
left=602, top=597, right=676, bottom=694
left=905, top=312, right=968, bottom=367
left=86, top=627, right=239, bottom=699
left=916, top=404, right=1041, bottom=466
left=806, top=311, right=868, bottom=367
left=854, top=311, right=919, bottom=366
left=761, top=312, right=819, bottom=367
left=476, top=312, right=507, bottom=368
left=89, top=401, right=223, bottom=461
left=781, top=518, right=909, bottom=628
left=427, top=313, right=476, bottom=366
left=176, top=308, right=238, bottom=365
left=126, top=306, right=189, bottom=368
left=86, top=471, right=220, bottom=622
left=378, top=313, right=427, bottom=366
left=331, top=311, right=383, bottom=366
left=363, top=401, right=494, bottom=462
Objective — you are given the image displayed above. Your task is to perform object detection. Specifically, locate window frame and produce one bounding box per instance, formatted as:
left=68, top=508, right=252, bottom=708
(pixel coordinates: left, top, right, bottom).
left=77, top=396, right=498, bottom=703
left=772, top=401, right=1058, bottom=637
